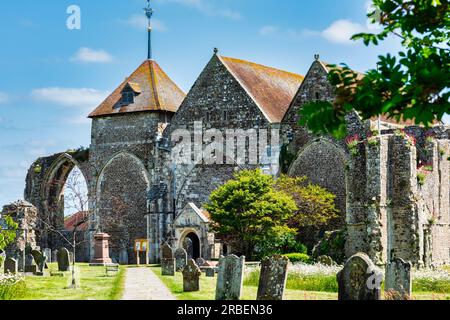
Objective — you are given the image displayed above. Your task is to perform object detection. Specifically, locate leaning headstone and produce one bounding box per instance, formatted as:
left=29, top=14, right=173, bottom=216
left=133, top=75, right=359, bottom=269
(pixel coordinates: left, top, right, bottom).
left=161, top=244, right=175, bottom=276
left=31, top=250, right=47, bottom=274
left=4, top=257, right=18, bottom=274
left=215, top=255, right=245, bottom=300
left=337, top=253, right=383, bottom=300
left=385, top=258, right=412, bottom=300
left=57, top=248, right=70, bottom=272
left=205, top=268, right=215, bottom=278
left=182, top=259, right=201, bottom=292
left=257, top=255, right=289, bottom=301
left=175, top=248, right=188, bottom=272
left=25, top=254, right=37, bottom=273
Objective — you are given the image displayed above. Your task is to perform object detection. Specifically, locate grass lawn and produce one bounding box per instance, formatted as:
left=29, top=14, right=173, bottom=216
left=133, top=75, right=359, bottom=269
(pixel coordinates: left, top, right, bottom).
left=19, top=263, right=126, bottom=300
left=151, top=266, right=450, bottom=301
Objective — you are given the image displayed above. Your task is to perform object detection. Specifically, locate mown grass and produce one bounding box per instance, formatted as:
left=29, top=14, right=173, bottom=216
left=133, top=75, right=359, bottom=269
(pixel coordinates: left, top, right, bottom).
left=18, top=263, right=126, bottom=300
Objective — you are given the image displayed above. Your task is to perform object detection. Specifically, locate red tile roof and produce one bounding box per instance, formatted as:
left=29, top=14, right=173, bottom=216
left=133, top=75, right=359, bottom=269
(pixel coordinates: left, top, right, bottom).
left=89, top=60, right=186, bottom=118
left=218, top=56, right=304, bottom=123
left=64, top=211, right=89, bottom=232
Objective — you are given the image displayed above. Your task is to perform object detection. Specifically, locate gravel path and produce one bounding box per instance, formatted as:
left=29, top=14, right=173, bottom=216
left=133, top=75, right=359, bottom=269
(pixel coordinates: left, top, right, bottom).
left=121, top=267, right=176, bottom=300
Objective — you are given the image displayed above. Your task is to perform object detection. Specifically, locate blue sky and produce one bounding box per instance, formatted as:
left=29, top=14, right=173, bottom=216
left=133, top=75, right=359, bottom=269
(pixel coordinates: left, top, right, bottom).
left=0, top=0, right=422, bottom=206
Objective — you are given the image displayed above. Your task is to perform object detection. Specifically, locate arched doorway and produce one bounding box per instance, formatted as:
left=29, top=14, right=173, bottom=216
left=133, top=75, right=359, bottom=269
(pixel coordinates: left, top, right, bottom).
left=183, top=232, right=200, bottom=260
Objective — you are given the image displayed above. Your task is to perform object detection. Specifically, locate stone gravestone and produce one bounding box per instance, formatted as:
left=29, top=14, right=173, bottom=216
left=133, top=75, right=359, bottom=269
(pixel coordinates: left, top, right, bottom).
left=216, top=255, right=245, bottom=300
left=4, top=257, right=18, bottom=274
left=161, top=244, right=175, bottom=276
left=337, top=252, right=383, bottom=300
left=31, top=250, right=47, bottom=275
left=385, top=258, right=412, bottom=300
left=182, top=259, right=201, bottom=292
left=57, top=248, right=71, bottom=272
left=25, top=254, right=37, bottom=273
left=175, top=248, right=188, bottom=272
left=317, top=255, right=335, bottom=266
left=257, top=255, right=289, bottom=301
left=205, top=268, right=215, bottom=278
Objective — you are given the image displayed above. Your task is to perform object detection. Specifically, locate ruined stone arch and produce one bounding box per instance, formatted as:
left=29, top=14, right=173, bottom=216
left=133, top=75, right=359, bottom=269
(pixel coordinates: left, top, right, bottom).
left=41, top=153, right=90, bottom=229
left=95, top=151, right=150, bottom=264
left=288, top=138, right=349, bottom=224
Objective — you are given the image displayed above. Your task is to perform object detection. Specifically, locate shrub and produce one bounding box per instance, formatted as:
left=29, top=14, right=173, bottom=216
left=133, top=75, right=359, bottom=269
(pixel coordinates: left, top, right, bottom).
left=0, top=274, right=27, bottom=300
left=283, top=253, right=311, bottom=264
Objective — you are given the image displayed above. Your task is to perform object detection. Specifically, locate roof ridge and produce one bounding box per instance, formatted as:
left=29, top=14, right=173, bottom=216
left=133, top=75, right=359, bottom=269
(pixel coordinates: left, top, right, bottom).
left=219, top=55, right=303, bottom=78
left=148, top=60, right=162, bottom=110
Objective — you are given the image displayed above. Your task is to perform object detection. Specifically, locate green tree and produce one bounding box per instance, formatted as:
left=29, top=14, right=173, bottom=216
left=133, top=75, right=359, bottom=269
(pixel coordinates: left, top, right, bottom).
left=205, top=169, right=297, bottom=260
left=300, top=0, right=450, bottom=139
left=275, top=176, right=340, bottom=229
left=0, top=215, right=18, bottom=264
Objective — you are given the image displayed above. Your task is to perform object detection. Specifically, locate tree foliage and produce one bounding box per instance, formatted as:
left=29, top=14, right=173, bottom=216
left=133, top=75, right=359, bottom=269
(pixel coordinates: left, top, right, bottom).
left=300, top=0, right=450, bottom=139
left=205, top=169, right=297, bottom=260
left=0, top=215, right=18, bottom=252
left=275, top=175, right=340, bottom=229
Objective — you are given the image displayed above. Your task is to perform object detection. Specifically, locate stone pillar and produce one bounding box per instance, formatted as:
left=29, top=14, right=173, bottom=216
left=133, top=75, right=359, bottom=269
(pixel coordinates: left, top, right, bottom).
left=90, top=233, right=112, bottom=266
left=387, top=135, right=421, bottom=265
left=345, top=142, right=369, bottom=257
left=365, top=136, right=389, bottom=265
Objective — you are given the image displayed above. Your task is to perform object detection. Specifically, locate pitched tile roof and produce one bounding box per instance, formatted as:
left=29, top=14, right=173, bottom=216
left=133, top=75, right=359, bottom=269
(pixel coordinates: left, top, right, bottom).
left=64, top=211, right=89, bottom=232
left=218, top=56, right=304, bottom=123
left=89, top=60, right=186, bottom=118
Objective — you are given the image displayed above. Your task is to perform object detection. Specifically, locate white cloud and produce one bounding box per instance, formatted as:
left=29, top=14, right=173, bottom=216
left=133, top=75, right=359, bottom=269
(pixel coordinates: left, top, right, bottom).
left=122, top=15, right=168, bottom=31
left=31, top=87, right=109, bottom=108
left=322, top=20, right=367, bottom=44
left=0, top=92, right=9, bottom=104
left=160, top=0, right=241, bottom=20
left=259, top=25, right=278, bottom=36
left=71, top=47, right=114, bottom=63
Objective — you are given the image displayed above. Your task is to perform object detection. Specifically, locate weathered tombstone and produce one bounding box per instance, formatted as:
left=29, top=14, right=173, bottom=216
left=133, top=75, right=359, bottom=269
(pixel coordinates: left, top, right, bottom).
left=57, top=248, right=71, bottom=272
left=4, top=257, right=18, bottom=274
left=205, top=268, right=215, bottom=278
left=337, top=253, right=383, bottom=300
left=31, top=250, right=47, bottom=274
left=175, top=248, right=188, bottom=272
left=161, top=243, right=175, bottom=276
left=215, top=255, right=245, bottom=300
left=257, top=255, right=289, bottom=301
left=119, top=248, right=129, bottom=265
left=182, top=259, right=201, bottom=292
left=196, top=257, right=206, bottom=267
left=385, top=258, right=412, bottom=300
left=25, top=254, right=37, bottom=273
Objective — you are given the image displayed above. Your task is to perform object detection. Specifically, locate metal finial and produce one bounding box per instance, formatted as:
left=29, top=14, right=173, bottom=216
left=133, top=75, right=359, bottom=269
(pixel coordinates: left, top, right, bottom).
left=314, top=54, right=320, bottom=61
left=144, top=0, right=154, bottom=60
left=214, top=47, right=219, bottom=55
